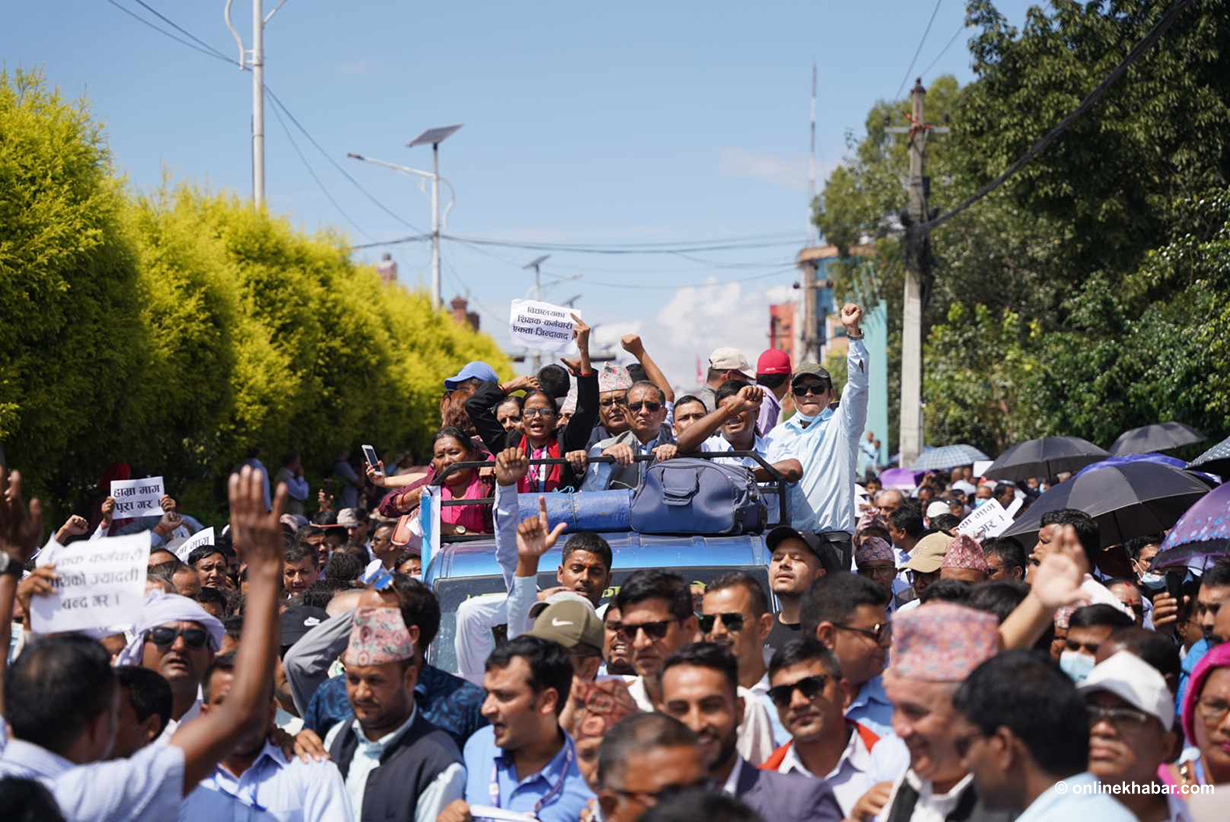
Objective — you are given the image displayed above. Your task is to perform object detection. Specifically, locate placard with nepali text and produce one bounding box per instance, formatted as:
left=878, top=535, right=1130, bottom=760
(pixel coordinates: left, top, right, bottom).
left=174, top=527, right=214, bottom=562
left=508, top=299, right=581, bottom=352
left=956, top=498, right=1016, bottom=541
left=31, top=532, right=150, bottom=633
left=110, top=476, right=165, bottom=518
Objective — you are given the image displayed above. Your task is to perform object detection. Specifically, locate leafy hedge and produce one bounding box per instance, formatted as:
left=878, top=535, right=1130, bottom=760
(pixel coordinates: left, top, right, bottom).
left=0, top=70, right=510, bottom=523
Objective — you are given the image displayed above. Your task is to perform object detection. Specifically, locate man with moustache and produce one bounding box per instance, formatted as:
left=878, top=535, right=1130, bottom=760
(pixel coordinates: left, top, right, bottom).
left=580, top=381, right=677, bottom=491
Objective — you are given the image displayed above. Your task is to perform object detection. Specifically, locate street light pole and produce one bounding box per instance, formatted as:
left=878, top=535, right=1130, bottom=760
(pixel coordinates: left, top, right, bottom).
left=224, top=0, right=289, bottom=208
left=407, top=125, right=463, bottom=310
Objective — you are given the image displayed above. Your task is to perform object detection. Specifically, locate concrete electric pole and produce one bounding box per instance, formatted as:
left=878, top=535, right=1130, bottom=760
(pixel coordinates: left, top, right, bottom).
left=885, top=78, right=947, bottom=469
left=225, top=0, right=289, bottom=208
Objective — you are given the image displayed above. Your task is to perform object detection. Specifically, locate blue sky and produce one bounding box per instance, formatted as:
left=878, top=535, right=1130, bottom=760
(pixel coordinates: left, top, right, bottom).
left=7, top=0, right=1035, bottom=383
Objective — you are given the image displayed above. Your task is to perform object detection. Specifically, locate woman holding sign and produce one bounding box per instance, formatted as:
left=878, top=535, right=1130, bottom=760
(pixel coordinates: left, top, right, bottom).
left=465, top=315, right=598, bottom=493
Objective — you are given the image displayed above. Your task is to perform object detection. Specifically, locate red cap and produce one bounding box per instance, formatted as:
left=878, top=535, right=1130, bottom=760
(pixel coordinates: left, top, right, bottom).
left=756, top=349, right=791, bottom=376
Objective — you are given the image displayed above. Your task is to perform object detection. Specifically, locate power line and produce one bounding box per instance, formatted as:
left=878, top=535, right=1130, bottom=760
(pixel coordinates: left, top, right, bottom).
left=893, top=0, right=945, bottom=100
left=265, top=91, right=374, bottom=240
left=557, top=264, right=799, bottom=291
left=926, top=0, right=1198, bottom=231
left=105, top=0, right=233, bottom=64
left=439, top=233, right=804, bottom=255
left=919, top=22, right=967, bottom=80
left=131, top=0, right=232, bottom=62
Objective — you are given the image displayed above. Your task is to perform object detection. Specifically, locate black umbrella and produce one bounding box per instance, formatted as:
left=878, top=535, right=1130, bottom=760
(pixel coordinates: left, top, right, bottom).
left=1189, top=434, right=1230, bottom=477
left=1109, top=422, right=1206, bottom=456
left=1000, top=461, right=1210, bottom=550
left=982, top=436, right=1108, bottom=484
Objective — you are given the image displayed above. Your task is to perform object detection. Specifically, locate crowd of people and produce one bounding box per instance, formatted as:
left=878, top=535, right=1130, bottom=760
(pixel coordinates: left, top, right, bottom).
left=0, top=301, right=1226, bottom=822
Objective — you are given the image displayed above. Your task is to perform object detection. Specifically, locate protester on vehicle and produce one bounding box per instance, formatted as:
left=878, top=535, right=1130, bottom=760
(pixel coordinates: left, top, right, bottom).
left=800, top=572, right=892, bottom=735
left=675, top=382, right=802, bottom=481
left=760, top=638, right=908, bottom=817
left=658, top=643, right=843, bottom=821
left=755, top=349, right=792, bottom=435
left=596, top=713, right=707, bottom=822
left=495, top=394, right=524, bottom=433
left=580, top=380, right=678, bottom=491
left=765, top=526, right=831, bottom=653
left=588, top=334, right=676, bottom=449
left=697, top=348, right=754, bottom=412
left=441, top=635, right=592, bottom=822
left=671, top=394, right=709, bottom=439
left=952, top=650, right=1135, bottom=820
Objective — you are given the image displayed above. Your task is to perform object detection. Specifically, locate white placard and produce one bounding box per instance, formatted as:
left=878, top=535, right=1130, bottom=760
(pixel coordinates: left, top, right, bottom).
left=110, top=476, right=165, bottom=518
left=31, top=532, right=150, bottom=634
left=174, top=527, right=215, bottom=562
left=956, top=498, right=1016, bottom=541
left=508, top=299, right=581, bottom=352
left=973, top=460, right=994, bottom=478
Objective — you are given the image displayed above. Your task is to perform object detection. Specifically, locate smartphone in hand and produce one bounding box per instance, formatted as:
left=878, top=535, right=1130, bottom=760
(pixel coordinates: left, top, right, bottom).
left=362, top=444, right=379, bottom=469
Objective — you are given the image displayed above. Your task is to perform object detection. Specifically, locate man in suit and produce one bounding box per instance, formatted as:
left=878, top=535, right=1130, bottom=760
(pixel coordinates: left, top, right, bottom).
left=658, top=642, right=843, bottom=822
left=578, top=381, right=676, bottom=491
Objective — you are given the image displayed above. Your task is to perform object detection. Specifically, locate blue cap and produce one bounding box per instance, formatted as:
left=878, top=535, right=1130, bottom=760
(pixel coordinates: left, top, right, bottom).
left=443, top=360, right=498, bottom=390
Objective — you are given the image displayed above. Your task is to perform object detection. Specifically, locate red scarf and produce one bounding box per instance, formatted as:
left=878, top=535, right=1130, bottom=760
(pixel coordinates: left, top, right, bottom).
left=518, top=436, right=564, bottom=493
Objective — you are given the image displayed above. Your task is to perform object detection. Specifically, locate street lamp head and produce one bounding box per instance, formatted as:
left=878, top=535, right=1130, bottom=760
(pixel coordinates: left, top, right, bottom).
left=407, top=124, right=463, bottom=148
left=346, top=152, right=364, bottom=160
left=523, top=255, right=550, bottom=270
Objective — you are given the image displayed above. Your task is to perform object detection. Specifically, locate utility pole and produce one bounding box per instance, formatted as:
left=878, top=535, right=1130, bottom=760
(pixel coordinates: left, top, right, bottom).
left=886, top=78, right=947, bottom=469
left=225, top=0, right=288, bottom=208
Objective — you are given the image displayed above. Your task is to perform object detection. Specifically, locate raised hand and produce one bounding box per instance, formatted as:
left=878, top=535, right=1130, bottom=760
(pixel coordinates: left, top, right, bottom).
left=516, top=496, right=567, bottom=564
left=100, top=496, right=115, bottom=522
left=734, top=384, right=764, bottom=411
left=620, top=333, right=645, bottom=358
left=494, top=447, right=530, bottom=487
left=1030, top=552, right=1086, bottom=611
left=0, top=468, right=43, bottom=564
left=366, top=461, right=388, bottom=487
left=160, top=495, right=177, bottom=513
left=571, top=314, right=591, bottom=350
left=229, top=466, right=288, bottom=574
left=841, top=303, right=864, bottom=336
left=559, top=356, right=582, bottom=376
left=57, top=515, right=90, bottom=540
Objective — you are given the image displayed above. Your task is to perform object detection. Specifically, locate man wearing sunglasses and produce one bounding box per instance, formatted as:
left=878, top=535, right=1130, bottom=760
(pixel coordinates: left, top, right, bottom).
left=764, top=303, right=868, bottom=569
left=760, top=638, right=907, bottom=817
left=581, top=382, right=677, bottom=492
left=658, top=643, right=843, bottom=822
left=616, top=570, right=775, bottom=766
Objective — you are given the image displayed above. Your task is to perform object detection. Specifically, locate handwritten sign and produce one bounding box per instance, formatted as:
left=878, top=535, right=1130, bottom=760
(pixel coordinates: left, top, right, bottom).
left=508, top=299, right=580, bottom=352
left=956, top=498, right=1016, bottom=541
left=110, top=476, right=165, bottom=518
left=31, top=532, right=150, bottom=634
left=174, top=527, right=214, bottom=562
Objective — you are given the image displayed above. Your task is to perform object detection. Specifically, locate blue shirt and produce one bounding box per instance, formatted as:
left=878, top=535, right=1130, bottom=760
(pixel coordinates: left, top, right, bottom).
left=1014, top=772, right=1135, bottom=822
left=1177, top=637, right=1210, bottom=717
left=0, top=737, right=185, bottom=822
left=303, top=663, right=487, bottom=751
left=845, top=675, right=893, bottom=737
left=764, top=339, right=869, bottom=534
left=461, top=726, right=593, bottom=822
left=178, top=740, right=355, bottom=821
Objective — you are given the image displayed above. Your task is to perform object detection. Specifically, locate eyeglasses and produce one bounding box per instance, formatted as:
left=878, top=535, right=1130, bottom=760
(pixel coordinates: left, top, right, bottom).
left=858, top=565, right=897, bottom=580
left=628, top=401, right=662, bottom=413
left=832, top=622, right=891, bottom=644
left=147, top=626, right=208, bottom=649
left=792, top=384, right=829, bottom=397
left=1196, top=697, right=1230, bottom=725
left=523, top=407, right=556, bottom=419
left=616, top=619, right=674, bottom=641
left=1086, top=704, right=1152, bottom=730
left=599, top=396, right=628, bottom=408
left=698, top=612, right=745, bottom=633
left=766, top=674, right=831, bottom=708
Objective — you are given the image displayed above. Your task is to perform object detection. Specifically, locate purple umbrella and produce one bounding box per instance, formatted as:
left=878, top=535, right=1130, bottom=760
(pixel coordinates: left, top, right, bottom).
left=1152, top=481, right=1230, bottom=570
left=1074, top=453, right=1221, bottom=486
left=879, top=468, right=922, bottom=490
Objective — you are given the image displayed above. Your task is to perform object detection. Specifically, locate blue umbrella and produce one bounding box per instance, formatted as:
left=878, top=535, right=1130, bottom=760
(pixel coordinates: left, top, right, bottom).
left=1076, top=453, right=1221, bottom=486
left=1152, top=481, right=1230, bottom=570
left=909, top=444, right=990, bottom=472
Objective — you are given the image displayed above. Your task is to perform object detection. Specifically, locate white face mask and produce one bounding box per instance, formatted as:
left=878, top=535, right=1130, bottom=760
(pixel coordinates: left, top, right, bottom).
left=1137, top=571, right=1166, bottom=591
left=1059, top=650, right=1095, bottom=683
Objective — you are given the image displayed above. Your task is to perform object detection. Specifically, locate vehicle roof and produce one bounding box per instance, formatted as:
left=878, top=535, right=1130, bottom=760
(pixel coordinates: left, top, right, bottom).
left=425, top=533, right=770, bottom=585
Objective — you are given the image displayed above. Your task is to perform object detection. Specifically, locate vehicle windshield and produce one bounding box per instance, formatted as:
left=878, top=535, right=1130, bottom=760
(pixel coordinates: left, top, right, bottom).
left=429, top=565, right=773, bottom=673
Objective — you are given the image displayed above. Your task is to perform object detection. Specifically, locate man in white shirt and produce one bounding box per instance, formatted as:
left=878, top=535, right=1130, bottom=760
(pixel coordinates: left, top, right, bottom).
left=674, top=382, right=802, bottom=482
left=951, top=651, right=1135, bottom=821
left=760, top=638, right=908, bottom=817
left=181, top=651, right=354, bottom=820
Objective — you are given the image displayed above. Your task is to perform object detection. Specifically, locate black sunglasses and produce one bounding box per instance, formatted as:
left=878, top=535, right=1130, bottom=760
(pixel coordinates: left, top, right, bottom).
left=628, top=400, right=662, bottom=413
left=832, top=622, right=891, bottom=643
left=792, top=384, right=829, bottom=397
left=147, top=626, right=208, bottom=649
left=698, top=612, right=745, bottom=633
left=599, top=397, right=628, bottom=408
left=767, top=673, right=831, bottom=708
left=616, top=619, right=673, bottom=641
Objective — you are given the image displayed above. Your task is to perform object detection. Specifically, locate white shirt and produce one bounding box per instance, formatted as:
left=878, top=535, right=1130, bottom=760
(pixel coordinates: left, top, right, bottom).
left=156, top=696, right=202, bottom=744
left=763, top=339, right=869, bottom=534
left=720, top=756, right=745, bottom=796
left=179, top=740, right=355, bottom=821
left=699, top=433, right=770, bottom=468
left=776, top=727, right=910, bottom=817
left=1014, top=772, right=1135, bottom=822
left=323, top=705, right=466, bottom=822
left=877, top=769, right=974, bottom=822
left=627, top=677, right=776, bottom=766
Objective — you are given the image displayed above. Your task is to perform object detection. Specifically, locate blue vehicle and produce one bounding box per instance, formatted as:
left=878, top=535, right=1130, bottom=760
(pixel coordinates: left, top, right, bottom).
left=422, top=453, right=789, bottom=674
